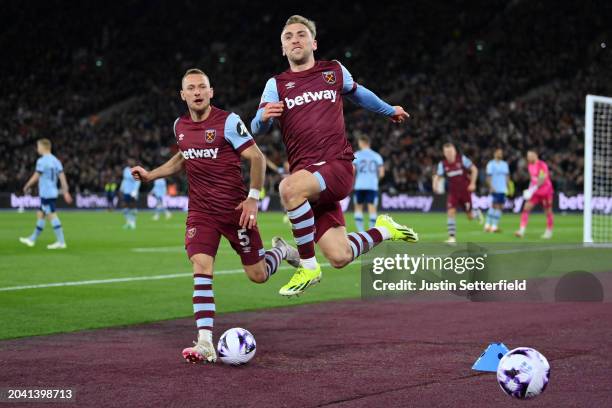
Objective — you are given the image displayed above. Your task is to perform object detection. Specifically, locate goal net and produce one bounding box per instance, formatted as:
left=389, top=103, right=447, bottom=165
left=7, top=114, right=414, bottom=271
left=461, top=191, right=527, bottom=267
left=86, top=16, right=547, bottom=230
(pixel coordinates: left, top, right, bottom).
left=584, top=94, right=612, bottom=243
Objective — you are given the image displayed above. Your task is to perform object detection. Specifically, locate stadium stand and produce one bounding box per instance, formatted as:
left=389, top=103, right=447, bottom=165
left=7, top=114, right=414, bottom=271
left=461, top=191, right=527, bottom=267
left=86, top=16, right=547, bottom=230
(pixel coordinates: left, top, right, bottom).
left=1, top=0, right=610, bottom=195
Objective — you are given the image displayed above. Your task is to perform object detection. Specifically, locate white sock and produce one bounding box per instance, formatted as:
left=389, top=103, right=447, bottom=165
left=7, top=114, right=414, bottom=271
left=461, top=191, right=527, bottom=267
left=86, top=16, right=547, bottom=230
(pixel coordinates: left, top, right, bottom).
left=198, top=329, right=213, bottom=343
left=375, top=226, right=391, bottom=240
left=301, top=256, right=318, bottom=269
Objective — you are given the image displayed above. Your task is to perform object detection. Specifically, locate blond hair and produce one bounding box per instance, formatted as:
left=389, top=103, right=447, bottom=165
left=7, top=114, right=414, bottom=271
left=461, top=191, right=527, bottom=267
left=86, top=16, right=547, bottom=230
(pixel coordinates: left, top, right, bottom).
left=181, top=68, right=209, bottom=87
left=37, top=138, right=52, bottom=150
left=283, top=15, right=316, bottom=39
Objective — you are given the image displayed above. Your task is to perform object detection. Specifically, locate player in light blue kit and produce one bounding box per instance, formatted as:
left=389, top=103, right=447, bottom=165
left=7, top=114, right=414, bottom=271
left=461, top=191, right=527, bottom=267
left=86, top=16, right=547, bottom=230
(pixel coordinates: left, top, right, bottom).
left=151, top=178, right=172, bottom=221
left=352, top=136, right=384, bottom=231
left=485, top=148, right=510, bottom=232
left=121, top=159, right=141, bottom=229
left=19, top=139, right=73, bottom=249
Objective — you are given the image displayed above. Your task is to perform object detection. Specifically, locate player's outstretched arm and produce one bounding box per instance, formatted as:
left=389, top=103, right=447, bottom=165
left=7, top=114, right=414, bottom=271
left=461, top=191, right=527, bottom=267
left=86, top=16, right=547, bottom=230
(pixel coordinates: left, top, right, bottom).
left=22, top=172, right=40, bottom=194
left=132, top=152, right=185, bottom=183
left=235, top=144, right=266, bottom=229
left=58, top=172, right=73, bottom=204
left=343, top=86, right=408, bottom=124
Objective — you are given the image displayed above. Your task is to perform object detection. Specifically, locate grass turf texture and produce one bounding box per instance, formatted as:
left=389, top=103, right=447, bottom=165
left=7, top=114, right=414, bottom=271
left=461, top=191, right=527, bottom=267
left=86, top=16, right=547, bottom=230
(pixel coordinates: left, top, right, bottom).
left=0, top=210, right=582, bottom=339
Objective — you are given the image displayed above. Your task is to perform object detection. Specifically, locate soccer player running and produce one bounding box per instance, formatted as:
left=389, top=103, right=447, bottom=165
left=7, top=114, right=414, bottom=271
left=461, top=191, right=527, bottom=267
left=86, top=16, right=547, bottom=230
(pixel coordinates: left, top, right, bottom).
left=432, top=143, right=483, bottom=244
left=515, top=150, right=554, bottom=239
left=484, top=148, right=510, bottom=232
left=131, top=69, right=298, bottom=364
left=150, top=178, right=172, bottom=220
left=19, top=138, right=72, bottom=249
left=120, top=159, right=141, bottom=229
left=251, top=15, right=417, bottom=297
left=353, top=136, right=384, bottom=232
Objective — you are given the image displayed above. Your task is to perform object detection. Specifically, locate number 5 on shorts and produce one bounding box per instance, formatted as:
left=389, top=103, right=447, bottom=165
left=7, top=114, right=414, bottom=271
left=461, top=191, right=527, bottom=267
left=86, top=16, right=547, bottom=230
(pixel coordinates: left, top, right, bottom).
left=237, top=228, right=250, bottom=247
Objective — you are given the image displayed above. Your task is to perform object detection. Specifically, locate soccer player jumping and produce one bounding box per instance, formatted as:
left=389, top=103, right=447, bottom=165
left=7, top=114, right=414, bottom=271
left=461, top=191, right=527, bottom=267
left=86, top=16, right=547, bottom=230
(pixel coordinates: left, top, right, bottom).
left=515, top=150, right=554, bottom=239
left=251, top=15, right=418, bottom=297
left=131, top=69, right=299, bottom=364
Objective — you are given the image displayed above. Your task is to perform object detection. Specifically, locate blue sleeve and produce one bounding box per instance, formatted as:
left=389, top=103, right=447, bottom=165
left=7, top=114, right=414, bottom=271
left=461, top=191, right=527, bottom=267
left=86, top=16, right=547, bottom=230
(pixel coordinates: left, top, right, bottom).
left=437, top=162, right=444, bottom=176
left=337, top=62, right=356, bottom=94
left=462, top=155, right=473, bottom=169
left=345, top=84, right=396, bottom=116
left=225, top=113, right=254, bottom=151
left=56, top=158, right=64, bottom=173
left=250, top=78, right=278, bottom=135
left=35, top=158, right=43, bottom=173
left=503, top=162, right=510, bottom=175
left=486, top=162, right=492, bottom=176
left=376, top=153, right=384, bottom=166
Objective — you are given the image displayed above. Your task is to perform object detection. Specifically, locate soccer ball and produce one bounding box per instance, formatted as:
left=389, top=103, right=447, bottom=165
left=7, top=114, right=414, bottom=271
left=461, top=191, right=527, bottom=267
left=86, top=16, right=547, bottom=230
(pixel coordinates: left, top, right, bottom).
left=497, top=347, right=550, bottom=399
left=217, top=327, right=256, bottom=366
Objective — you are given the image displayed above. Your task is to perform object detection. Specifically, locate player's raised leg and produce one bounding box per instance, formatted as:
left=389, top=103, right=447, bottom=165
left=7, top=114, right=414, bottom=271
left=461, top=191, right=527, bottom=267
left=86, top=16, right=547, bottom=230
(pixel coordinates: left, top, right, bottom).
left=317, top=214, right=418, bottom=269
left=182, top=254, right=217, bottom=364
left=229, top=222, right=298, bottom=284
left=243, top=244, right=295, bottom=283
left=277, top=171, right=324, bottom=296
left=279, top=169, right=322, bottom=268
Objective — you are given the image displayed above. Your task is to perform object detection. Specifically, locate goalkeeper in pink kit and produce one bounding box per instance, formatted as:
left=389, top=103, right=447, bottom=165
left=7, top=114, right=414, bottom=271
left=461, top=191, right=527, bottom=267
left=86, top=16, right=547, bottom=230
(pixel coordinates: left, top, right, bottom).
left=515, top=150, right=554, bottom=239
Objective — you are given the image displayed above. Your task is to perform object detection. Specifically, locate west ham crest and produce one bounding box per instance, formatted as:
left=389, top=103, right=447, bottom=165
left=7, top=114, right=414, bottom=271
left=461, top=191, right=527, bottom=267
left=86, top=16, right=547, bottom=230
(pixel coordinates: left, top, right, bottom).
left=187, top=227, right=196, bottom=239
left=205, top=129, right=216, bottom=143
left=322, top=71, right=336, bottom=85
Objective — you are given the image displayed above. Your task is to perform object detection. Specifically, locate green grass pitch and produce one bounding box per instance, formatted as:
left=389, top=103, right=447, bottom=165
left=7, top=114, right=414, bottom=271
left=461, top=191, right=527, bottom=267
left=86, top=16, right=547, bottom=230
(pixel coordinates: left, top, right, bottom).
left=0, top=210, right=582, bottom=339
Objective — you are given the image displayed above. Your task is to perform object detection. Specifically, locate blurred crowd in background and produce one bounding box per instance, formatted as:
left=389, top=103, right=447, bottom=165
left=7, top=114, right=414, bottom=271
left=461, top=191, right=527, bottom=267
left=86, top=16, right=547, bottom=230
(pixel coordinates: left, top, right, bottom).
left=1, top=0, right=610, bottom=197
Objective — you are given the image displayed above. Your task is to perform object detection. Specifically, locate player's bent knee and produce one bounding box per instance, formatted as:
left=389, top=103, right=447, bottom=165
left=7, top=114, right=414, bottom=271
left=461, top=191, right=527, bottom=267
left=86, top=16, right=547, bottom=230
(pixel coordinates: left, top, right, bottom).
left=279, top=179, right=299, bottom=206
left=323, top=248, right=352, bottom=269
left=328, top=255, right=351, bottom=269
left=245, top=263, right=267, bottom=284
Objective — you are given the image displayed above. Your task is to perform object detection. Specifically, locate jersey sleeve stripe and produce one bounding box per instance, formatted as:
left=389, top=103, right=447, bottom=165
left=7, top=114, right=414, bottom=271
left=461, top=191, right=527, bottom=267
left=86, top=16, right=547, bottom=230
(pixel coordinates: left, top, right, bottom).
left=235, top=138, right=255, bottom=154
left=173, top=117, right=180, bottom=138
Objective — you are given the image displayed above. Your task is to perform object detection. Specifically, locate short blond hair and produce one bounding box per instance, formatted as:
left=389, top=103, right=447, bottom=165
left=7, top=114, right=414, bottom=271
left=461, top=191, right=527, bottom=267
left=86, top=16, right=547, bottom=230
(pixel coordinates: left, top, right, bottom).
left=37, top=138, right=52, bottom=150
left=284, top=15, right=316, bottom=39
left=181, top=68, right=209, bottom=87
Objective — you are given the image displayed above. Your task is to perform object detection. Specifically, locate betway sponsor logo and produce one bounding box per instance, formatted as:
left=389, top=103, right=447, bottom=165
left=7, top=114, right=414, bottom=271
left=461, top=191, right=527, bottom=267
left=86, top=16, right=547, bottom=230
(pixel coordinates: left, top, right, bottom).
left=445, top=169, right=464, bottom=177
left=182, top=148, right=218, bottom=160
left=285, top=90, right=337, bottom=109
left=559, top=193, right=612, bottom=214
left=381, top=193, right=433, bottom=212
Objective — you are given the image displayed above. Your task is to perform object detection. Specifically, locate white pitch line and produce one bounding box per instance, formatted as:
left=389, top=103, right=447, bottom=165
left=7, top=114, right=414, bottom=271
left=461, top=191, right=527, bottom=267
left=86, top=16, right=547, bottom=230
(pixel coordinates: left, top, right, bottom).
left=0, top=263, right=334, bottom=292
left=131, top=246, right=235, bottom=254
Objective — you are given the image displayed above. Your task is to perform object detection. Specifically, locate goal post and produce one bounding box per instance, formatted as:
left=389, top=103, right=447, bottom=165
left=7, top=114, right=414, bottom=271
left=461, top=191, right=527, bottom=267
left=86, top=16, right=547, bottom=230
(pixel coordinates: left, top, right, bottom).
left=584, top=94, right=612, bottom=243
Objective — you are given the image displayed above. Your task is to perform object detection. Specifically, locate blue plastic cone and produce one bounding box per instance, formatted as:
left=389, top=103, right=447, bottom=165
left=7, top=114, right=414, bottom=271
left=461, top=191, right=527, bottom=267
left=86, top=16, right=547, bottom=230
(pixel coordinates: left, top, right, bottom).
left=472, top=342, right=509, bottom=372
